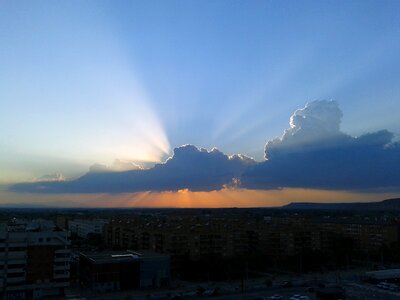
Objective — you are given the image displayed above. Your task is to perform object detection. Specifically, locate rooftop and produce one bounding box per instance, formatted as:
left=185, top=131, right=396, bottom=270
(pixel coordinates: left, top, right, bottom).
left=80, top=250, right=168, bottom=264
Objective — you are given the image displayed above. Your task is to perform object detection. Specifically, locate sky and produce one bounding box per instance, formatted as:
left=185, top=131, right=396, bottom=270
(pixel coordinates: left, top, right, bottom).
left=1, top=1, right=400, bottom=207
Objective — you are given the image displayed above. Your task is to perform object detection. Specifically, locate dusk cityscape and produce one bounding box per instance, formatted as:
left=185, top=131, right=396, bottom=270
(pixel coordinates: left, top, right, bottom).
left=1, top=1, right=400, bottom=299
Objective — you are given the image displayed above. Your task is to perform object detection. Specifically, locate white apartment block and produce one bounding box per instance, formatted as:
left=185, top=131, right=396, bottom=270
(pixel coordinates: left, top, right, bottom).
left=0, top=220, right=71, bottom=300
left=68, top=219, right=108, bottom=238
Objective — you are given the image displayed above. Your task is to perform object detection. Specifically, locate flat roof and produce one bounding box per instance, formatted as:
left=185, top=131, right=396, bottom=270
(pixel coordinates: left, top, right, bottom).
left=365, top=269, right=400, bottom=279
left=80, top=250, right=168, bottom=264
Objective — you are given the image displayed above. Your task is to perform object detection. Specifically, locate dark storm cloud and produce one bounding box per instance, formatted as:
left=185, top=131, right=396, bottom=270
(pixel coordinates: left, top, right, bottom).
left=10, top=100, right=400, bottom=194
left=242, top=100, right=400, bottom=191
left=11, top=145, right=255, bottom=193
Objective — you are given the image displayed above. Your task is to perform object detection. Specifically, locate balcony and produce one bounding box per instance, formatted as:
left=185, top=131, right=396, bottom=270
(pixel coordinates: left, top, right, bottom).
left=7, top=267, right=25, bottom=274
left=7, top=251, right=26, bottom=259
left=8, top=242, right=27, bottom=247
left=6, top=259, right=26, bottom=265
left=54, top=257, right=70, bottom=263
left=6, top=276, right=25, bottom=284
left=54, top=264, right=70, bottom=271
left=53, top=271, right=70, bottom=279
left=54, top=248, right=70, bottom=254
left=49, top=281, right=70, bottom=288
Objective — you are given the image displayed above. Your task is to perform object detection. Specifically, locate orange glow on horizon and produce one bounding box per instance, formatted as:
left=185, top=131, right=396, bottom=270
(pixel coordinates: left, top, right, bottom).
left=1, top=188, right=399, bottom=208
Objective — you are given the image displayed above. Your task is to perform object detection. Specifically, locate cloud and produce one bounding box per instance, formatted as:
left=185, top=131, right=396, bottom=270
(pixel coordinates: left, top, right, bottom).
left=265, top=100, right=346, bottom=159
left=89, top=159, right=142, bottom=173
left=10, top=100, right=400, bottom=194
left=36, top=173, right=65, bottom=182
left=242, top=100, right=400, bottom=190
left=11, top=145, right=255, bottom=193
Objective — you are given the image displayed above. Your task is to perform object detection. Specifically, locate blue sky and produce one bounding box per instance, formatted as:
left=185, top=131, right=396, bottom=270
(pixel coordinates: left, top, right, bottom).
left=1, top=0, right=400, bottom=186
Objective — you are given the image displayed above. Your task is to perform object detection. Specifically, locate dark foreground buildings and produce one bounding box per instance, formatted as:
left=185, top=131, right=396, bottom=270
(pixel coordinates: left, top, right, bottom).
left=79, top=250, right=170, bottom=293
left=0, top=220, right=70, bottom=300
left=1, top=207, right=400, bottom=298
left=104, top=215, right=399, bottom=259
left=102, top=212, right=400, bottom=277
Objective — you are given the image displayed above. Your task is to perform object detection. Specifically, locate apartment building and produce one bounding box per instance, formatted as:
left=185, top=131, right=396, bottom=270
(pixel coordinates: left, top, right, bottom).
left=104, top=215, right=400, bottom=262
left=0, top=220, right=71, bottom=300
left=68, top=219, right=108, bottom=238
left=317, top=219, right=399, bottom=252
left=104, top=216, right=265, bottom=261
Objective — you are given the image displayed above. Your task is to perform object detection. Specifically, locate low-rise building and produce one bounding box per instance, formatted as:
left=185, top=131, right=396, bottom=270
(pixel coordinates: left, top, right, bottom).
left=79, top=250, right=170, bottom=293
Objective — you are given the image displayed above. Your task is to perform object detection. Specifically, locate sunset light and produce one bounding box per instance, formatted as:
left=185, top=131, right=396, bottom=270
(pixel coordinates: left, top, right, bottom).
left=1, top=1, right=400, bottom=299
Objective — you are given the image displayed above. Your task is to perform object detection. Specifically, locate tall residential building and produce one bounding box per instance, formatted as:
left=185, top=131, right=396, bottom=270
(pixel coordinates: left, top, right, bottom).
left=68, top=219, right=108, bottom=238
left=0, top=220, right=71, bottom=300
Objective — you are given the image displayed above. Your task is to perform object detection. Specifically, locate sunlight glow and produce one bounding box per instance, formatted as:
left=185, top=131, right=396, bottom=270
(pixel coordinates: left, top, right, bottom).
left=0, top=2, right=172, bottom=182
left=211, top=46, right=314, bottom=148
left=2, top=188, right=399, bottom=208
left=74, top=23, right=172, bottom=165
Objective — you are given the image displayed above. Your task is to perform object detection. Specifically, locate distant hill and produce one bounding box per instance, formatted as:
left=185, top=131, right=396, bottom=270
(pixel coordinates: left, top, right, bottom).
left=282, top=198, right=400, bottom=210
